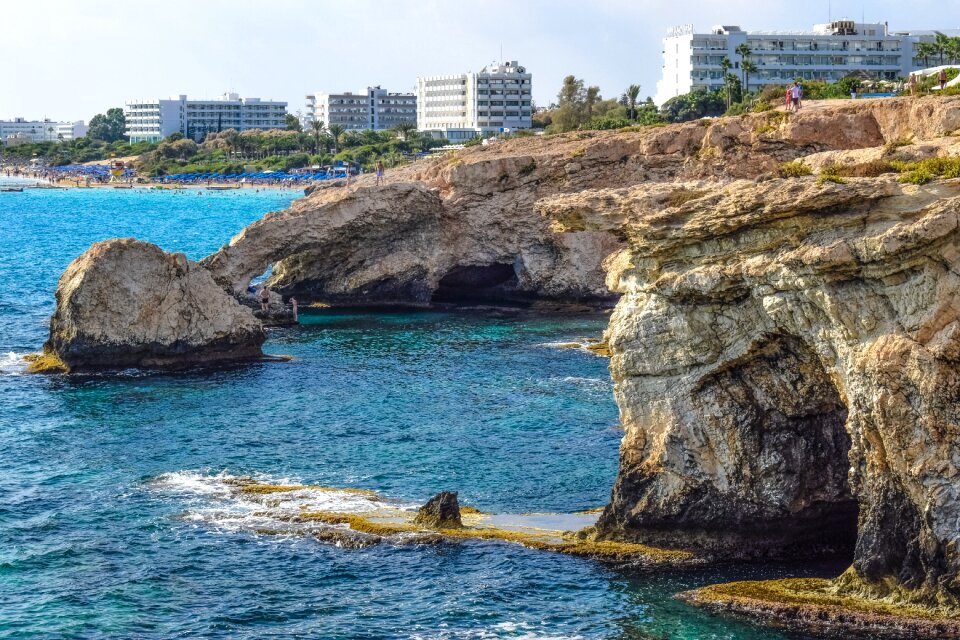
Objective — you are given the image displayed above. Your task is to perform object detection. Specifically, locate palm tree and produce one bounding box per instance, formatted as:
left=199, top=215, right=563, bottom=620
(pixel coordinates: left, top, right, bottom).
left=735, top=43, right=752, bottom=89
left=327, top=123, right=345, bottom=154
left=916, top=42, right=937, bottom=67
left=625, top=84, right=641, bottom=120
left=935, top=32, right=951, bottom=65
left=720, top=58, right=732, bottom=108
left=948, top=36, right=960, bottom=64
left=742, top=60, right=758, bottom=95
left=310, top=119, right=326, bottom=154
left=392, top=122, right=417, bottom=141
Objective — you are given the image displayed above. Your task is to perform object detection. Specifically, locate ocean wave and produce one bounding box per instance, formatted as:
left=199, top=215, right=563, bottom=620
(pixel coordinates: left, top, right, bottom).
left=0, top=352, right=29, bottom=376
left=556, top=376, right=611, bottom=391
left=146, top=471, right=413, bottom=539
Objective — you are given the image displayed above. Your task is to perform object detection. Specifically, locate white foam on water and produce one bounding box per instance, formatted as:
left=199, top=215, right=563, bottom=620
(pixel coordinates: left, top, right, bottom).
left=412, top=621, right=584, bottom=640
left=558, top=376, right=611, bottom=391
left=0, top=352, right=29, bottom=376
left=147, top=471, right=413, bottom=539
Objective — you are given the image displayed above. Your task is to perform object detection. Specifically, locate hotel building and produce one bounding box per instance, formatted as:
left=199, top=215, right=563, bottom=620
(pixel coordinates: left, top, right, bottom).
left=655, top=21, right=954, bottom=105
left=417, top=60, right=533, bottom=140
left=303, top=86, right=417, bottom=131
left=124, top=93, right=288, bottom=143
left=0, top=118, right=87, bottom=145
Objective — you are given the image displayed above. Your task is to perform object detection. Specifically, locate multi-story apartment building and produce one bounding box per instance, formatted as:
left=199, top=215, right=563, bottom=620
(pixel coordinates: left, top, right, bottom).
left=0, top=118, right=87, bottom=144
left=655, top=21, right=953, bottom=105
left=303, top=86, right=417, bottom=131
left=124, top=93, right=287, bottom=143
left=417, top=60, right=532, bottom=140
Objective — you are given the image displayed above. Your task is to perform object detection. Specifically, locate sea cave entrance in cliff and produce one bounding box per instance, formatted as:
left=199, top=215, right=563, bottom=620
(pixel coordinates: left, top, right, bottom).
left=700, top=334, right=858, bottom=560
left=431, top=263, right=521, bottom=304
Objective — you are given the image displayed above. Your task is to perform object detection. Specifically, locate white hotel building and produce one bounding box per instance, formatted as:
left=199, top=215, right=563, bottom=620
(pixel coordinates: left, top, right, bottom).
left=303, top=86, right=416, bottom=131
left=124, top=93, right=288, bottom=143
left=417, top=60, right=532, bottom=140
left=655, top=20, right=945, bottom=105
left=0, top=118, right=87, bottom=145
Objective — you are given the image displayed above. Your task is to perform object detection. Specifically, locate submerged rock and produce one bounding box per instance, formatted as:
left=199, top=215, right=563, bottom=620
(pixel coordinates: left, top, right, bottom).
left=414, top=491, right=463, bottom=529
left=45, top=238, right=265, bottom=371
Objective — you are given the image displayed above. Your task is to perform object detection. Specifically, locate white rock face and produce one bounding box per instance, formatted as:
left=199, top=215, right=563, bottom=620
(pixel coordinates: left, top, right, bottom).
left=47, top=239, right=264, bottom=370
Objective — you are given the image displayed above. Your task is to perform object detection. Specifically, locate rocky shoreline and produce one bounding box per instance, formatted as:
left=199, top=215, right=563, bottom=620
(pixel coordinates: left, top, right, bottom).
left=36, top=96, right=960, bottom=637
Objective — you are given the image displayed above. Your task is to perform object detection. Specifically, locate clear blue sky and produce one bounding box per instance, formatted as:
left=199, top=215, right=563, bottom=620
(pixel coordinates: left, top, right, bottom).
left=2, top=0, right=956, bottom=122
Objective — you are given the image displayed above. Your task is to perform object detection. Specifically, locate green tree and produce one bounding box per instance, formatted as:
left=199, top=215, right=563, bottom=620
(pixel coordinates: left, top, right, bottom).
left=553, top=75, right=586, bottom=132
left=917, top=42, right=937, bottom=67
left=935, top=32, right=951, bottom=65
left=88, top=107, right=126, bottom=142
left=735, top=43, right=752, bottom=91
left=310, top=119, right=326, bottom=153
left=720, top=57, right=733, bottom=109
left=392, top=122, right=417, bottom=141
left=585, top=86, right=601, bottom=121
left=284, top=114, right=302, bottom=132
left=625, top=84, right=641, bottom=120
left=327, top=124, right=346, bottom=154
left=742, top=59, right=758, bottom=95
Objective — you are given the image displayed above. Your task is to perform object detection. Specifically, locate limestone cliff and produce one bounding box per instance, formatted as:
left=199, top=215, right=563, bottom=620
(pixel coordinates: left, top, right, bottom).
left=46, top=239, right=265, bottom=370
left=541, top=173, right=960, bottom=610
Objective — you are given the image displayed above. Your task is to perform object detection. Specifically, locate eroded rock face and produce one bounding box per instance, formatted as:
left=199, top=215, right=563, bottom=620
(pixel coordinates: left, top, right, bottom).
left=539, top=177, right=960, bottom=607
left=47, top=239, right=265, bottom=370
left=202, top=97, right=960, bottom=306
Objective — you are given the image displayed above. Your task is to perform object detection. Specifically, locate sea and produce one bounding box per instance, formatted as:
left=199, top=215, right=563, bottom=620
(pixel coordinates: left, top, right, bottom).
left=0, top=178, right=841, bottom=639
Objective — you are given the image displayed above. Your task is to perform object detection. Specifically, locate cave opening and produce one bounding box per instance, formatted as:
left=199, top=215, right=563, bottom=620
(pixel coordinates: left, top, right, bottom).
left=688, top=334, right=859, bottom=561
left=431, top=263, right=523, bottom=304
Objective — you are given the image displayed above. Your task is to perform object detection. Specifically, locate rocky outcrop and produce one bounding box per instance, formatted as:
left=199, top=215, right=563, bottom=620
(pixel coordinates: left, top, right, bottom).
left=414, top=491, right=463, bottom=529
left=202, top=97, right=960, bottom=306
left=46, top=239, right=265, bottom=370
left=540, top=176, right=960, bottom=610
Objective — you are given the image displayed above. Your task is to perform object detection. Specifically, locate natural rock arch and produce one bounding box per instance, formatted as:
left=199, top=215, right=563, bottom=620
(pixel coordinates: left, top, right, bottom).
left=540, top=177, right=960, bottom=606
left=201, top=183, right=621, bottom=305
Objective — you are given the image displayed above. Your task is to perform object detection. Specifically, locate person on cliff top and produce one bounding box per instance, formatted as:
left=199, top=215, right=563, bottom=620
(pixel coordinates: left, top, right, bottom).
left=939, top=68, right=948, bottom=91
left=375, top=161, right=385, bottom=186
left=909, top=73, right=918, bottom=96
left=785, top=86, right=792, bottom=111
left=790, top=82, right=803, bottom=111
left=259, top=285, right=270, bottom=313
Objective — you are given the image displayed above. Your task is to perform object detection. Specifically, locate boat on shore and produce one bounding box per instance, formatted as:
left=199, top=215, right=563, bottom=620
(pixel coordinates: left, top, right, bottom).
left=0, top=187, right=24, bottom=192
left=207, top=185, right=241, bottom=191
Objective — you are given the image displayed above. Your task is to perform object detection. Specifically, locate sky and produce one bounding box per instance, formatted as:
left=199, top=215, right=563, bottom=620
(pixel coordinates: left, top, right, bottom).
left=2, top=0, right=957, bottom=122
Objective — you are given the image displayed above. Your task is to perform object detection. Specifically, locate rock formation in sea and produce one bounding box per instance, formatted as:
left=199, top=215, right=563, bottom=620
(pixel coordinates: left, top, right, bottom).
left=539, top=98, right=960, bottom=627
left=45, top=238, right=265, bottom=370
left=414, top=491, right=463, bottom=529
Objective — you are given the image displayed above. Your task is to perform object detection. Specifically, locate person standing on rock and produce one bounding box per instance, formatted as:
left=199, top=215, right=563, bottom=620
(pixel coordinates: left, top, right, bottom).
left=289, top=296, right=298, bottom=323
left=259, top=285, right=270, bottom=313
left=375, top=161, right=385, bottom=186
left=939, top=68, right=948, bottom=91
left=909, top=73, right=918, bottom=96
left=790, top=82, right=802, bottom=111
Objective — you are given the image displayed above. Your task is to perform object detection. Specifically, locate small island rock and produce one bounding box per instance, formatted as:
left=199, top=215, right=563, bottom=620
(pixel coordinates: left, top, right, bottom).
left=44, top=238, right=265, bottom=371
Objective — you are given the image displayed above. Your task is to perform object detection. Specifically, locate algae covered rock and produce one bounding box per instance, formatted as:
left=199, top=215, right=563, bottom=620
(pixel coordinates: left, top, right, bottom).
left=414, top=491, right=463, bottom=529
left=45, top=238, right=265, bottom=370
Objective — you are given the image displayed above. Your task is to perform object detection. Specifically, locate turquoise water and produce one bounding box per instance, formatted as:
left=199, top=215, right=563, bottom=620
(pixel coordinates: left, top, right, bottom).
left=0, top=186, right=839, bottom=639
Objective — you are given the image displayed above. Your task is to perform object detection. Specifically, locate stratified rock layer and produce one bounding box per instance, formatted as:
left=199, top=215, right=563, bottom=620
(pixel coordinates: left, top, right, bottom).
left=540, top=177, right=960, bottom=609
left=47, top=239, right=265, bottom=370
